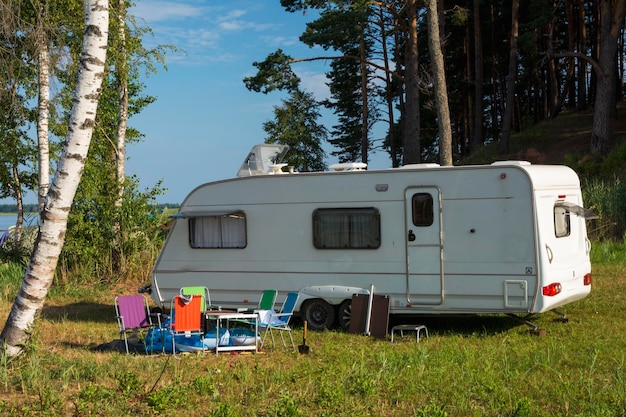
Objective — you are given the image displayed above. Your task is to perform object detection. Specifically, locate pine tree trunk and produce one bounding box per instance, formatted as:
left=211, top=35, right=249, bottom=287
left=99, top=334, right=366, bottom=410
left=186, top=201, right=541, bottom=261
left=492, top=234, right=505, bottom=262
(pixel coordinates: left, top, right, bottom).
left=359, top=22, right=369, bottom=164
left=501, top=0, right=519, bottom=153
left=377, top=5, right=399, bottom=167
left=426, top=0, right=452, bottom=166
left=576, top=0, right=588, bottom=110
left=471, top=0, right=483, bottom=153
left=0, top=0, right=109, bottom=358
left=402, top=0, right=421, bottom=165
left=590, top=0, right=625, bottom=156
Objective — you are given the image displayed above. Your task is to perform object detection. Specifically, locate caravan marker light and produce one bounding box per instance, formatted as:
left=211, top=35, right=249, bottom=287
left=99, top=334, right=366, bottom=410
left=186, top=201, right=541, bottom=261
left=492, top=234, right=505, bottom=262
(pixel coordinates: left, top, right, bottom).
left=584, top=273, right=592, bottom=286
left=542, top=283, right=562, bottom=296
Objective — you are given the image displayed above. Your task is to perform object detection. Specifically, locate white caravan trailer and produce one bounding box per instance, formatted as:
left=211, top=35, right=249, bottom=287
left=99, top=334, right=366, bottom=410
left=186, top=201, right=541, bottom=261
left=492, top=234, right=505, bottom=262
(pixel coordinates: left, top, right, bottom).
left=148, top=145, right=596, bottom=331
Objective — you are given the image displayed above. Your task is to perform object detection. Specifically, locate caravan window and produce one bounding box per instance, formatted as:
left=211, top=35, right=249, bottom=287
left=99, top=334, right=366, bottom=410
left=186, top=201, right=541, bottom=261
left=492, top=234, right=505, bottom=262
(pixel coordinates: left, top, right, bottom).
left=412, top=193, right=434, bottom=227
left=554, top=205, right=571, bottom=238
left=313, top=208, right=381, bottom=249
left=189, top=212, right=247, bottom=248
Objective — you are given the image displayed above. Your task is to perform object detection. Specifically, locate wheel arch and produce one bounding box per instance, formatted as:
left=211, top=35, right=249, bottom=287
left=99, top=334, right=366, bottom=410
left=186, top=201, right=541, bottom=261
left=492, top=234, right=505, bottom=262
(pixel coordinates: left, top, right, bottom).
left=295, top=285, right=370, bottom=312
left=296, top=285, right=370, bottom=330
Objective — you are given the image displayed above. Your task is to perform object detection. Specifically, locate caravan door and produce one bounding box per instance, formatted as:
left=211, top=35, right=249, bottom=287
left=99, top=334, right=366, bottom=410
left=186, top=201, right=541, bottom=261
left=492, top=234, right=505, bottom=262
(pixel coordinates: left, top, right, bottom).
left=405, top=187, right=444, bottom=305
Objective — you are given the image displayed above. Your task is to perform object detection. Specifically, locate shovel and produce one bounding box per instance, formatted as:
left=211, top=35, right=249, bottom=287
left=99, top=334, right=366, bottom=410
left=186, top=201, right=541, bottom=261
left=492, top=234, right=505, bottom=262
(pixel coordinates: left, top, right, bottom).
left=298, top=320, right=310, bottom=354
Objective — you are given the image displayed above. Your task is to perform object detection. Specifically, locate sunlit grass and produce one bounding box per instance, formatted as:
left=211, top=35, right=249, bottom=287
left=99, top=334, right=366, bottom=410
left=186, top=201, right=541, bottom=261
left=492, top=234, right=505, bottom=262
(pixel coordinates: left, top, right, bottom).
left=0, top=260, right=624, bottom=416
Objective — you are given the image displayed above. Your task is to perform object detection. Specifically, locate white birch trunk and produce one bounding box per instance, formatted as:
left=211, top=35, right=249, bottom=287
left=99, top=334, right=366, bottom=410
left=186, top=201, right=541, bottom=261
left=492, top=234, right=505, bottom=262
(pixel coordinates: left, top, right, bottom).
left=37, top=42, right=51, bottom=216
left=0, top=0, right=109, bottom=358
left=116, top=0, right=127, bottom=206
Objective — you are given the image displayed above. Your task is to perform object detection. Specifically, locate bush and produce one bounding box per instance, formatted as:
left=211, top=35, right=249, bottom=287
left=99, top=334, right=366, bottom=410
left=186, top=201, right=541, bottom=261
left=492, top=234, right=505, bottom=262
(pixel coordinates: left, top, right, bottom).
left=59, top=176, right=170, bottom=284
left=582, top=177, right=626, bottom=240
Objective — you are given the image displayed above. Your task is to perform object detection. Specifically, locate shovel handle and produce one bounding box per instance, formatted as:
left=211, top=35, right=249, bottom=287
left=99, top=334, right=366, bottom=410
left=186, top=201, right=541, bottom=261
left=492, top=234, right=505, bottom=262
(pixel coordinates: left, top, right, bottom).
left=303, top=320, right=308, bottom=340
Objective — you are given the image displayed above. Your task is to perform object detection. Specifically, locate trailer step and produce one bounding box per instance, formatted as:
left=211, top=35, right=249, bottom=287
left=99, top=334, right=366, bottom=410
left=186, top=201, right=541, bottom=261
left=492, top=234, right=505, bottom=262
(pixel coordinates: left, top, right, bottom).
left=390, top=324, right=429, bottom=343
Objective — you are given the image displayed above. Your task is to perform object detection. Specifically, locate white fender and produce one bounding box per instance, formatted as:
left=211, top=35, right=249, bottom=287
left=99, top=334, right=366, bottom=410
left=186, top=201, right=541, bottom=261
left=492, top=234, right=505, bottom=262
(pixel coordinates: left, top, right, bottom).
left=296, top=285, right=370, bottom=310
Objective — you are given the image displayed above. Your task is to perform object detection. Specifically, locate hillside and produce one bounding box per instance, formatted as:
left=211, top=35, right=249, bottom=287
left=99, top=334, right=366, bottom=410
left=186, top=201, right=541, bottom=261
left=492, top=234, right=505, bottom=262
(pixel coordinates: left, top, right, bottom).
left=465, top=101, right=626, bottom=177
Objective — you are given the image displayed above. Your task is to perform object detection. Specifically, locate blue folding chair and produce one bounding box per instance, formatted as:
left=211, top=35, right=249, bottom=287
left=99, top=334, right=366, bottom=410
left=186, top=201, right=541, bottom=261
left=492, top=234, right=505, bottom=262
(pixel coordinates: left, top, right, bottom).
left=259, top=292, right=299, bottom=351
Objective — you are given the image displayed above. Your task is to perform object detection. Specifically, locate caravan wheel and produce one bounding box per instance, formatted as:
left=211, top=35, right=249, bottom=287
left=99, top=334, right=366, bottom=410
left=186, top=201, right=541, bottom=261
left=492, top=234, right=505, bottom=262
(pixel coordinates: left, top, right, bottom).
left=301, top=299, right=336, bottom=331
left=337, top=300, right=351, bottom=330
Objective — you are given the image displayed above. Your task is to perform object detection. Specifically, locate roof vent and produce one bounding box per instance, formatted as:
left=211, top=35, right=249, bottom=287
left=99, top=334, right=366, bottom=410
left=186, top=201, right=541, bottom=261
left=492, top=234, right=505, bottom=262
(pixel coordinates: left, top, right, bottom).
left=398, top=163, right=441, bottom=169
left=329, top=162, right=367, bottom=172
left=491, top=161, right=531, bottom=166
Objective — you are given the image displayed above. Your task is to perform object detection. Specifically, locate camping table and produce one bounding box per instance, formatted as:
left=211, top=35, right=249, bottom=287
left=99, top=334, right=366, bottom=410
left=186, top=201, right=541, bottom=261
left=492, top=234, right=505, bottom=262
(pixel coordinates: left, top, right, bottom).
left=203, top=311, right=259, bottom=355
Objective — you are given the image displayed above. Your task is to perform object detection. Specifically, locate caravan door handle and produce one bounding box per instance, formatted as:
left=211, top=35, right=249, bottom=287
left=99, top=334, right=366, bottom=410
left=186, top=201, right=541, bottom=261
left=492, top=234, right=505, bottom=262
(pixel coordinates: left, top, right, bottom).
left=408, top=230, right=416, bottom=242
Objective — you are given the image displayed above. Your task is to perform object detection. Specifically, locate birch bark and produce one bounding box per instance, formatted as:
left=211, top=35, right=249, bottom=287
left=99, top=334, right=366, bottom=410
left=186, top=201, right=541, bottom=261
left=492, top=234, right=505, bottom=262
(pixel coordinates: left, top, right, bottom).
left=37, top=41, right=51, bottom=215
left=0, top=0, right=109, bottom=358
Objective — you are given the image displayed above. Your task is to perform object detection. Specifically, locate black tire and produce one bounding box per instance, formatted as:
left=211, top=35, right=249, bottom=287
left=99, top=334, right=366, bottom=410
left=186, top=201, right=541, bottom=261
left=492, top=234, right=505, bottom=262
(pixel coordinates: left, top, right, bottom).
left=301, top=299, right=336, bottom=330
left=337, top=300, right=352, bottom=330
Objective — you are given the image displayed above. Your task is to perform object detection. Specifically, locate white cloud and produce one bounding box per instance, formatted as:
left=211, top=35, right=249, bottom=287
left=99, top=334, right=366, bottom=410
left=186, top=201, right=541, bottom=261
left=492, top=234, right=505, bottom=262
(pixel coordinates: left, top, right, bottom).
left=130, top=1, right=203, bottom=23
left=299, top=70, right=331, bottom=101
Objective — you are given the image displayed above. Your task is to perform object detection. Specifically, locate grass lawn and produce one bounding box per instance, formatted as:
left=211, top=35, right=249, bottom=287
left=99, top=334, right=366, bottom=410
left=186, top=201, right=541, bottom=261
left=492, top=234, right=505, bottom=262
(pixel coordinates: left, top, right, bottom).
left=0, top=262, right=625, bottom=416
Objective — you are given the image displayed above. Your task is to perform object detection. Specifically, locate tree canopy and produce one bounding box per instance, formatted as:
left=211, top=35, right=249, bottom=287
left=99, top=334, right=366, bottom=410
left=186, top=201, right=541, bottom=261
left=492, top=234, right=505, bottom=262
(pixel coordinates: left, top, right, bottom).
left=245, top=0, right=626, bottom=166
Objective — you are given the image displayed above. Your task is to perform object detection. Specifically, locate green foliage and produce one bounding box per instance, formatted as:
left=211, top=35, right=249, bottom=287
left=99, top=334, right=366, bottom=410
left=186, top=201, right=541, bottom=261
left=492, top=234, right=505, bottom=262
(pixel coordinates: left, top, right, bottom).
left=0, top=232, right=34, bottom=267
left=263, top=89, right=328, bottom=172
left=566, top=139, right=626, bottom=184
left=581, top=177, right=626, bottom=241
left=146, top=383, right=187, bottom=413
left=116, top=370, right=142, bottom=397
left=0, top=262, right=25, bottom=301
left=60, top=176, right=167, bottom=283
left=414, top=404, right=449, bottom=417
left=243, top=49, right=300, bottom=94
left=0, top=91, right=37, bottom=202
left=590, top=239, right=626, bottom=265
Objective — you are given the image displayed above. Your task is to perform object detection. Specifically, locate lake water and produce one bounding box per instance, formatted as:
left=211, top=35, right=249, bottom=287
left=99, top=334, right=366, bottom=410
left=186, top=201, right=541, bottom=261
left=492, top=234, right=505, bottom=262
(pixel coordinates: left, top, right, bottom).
left=0, top=216, right=16, bottom=232
left=0, top=214, right=39, bottom=232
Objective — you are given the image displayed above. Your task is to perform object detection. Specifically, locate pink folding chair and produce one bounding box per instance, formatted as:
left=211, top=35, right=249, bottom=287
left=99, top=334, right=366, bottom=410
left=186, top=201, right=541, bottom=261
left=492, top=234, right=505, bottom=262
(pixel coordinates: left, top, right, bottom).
left=115, top=294, right=156, bottom=354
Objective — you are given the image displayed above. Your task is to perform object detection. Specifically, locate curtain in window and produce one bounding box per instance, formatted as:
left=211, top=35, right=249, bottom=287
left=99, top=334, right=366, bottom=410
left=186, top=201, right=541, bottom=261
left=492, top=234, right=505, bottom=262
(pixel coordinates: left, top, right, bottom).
left=350, top=212, right=371, bottom=247
left=190, top=214, right=246, bottom=248
left=314, top=208, right=379, bottom=249
left=221, top=215, right=246, bottom=247
left=193, top=217, right=222, bottom=247
left=319, top=215, right=349, bottom=248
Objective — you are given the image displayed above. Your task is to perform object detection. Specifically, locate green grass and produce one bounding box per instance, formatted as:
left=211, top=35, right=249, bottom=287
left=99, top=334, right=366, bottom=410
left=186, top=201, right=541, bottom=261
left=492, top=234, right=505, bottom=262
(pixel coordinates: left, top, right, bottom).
left=0, top=262, right=625, bottom=416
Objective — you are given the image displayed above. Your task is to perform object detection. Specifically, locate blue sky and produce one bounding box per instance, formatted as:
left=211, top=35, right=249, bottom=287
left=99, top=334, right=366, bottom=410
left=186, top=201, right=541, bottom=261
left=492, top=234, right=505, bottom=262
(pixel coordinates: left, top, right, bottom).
left=3, top=1, right=392, bottom=206
left=123, top=0, right=391, bottom=204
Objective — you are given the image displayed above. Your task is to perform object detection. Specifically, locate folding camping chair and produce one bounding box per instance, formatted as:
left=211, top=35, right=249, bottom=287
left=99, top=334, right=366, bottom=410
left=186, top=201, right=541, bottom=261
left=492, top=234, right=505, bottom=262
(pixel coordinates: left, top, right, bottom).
left=238, top=289, right=278, bottom=313
left=114, top=294, right=160, bottom=354
left=180, top=286, right=220, bottom=311
left=169, top=294, right=206, bottom=357
left=259, top=292, right=299, bottom=351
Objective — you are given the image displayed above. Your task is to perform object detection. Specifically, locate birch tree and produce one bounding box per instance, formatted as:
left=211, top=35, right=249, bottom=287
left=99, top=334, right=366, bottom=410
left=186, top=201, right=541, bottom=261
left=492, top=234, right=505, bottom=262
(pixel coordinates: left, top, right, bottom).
left=115, top=0, right=127, bottom=206
left=36, top=2, right=51, bottom=216
left=0, top=0, right=109, bottom=358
